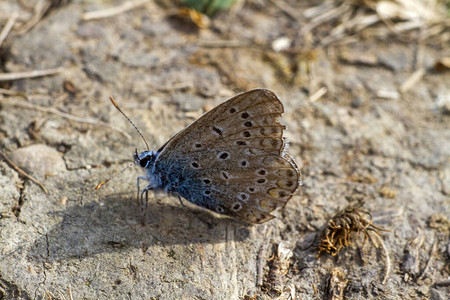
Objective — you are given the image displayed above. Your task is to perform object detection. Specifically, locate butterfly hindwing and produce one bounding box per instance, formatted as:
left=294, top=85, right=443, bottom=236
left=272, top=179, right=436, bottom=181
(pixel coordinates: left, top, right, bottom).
left=153, top=89, right=299, bottom=224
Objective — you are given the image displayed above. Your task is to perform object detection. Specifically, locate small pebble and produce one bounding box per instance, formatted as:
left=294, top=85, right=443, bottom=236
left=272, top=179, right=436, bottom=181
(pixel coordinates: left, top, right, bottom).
left=10, top=144, right=66, bottom=177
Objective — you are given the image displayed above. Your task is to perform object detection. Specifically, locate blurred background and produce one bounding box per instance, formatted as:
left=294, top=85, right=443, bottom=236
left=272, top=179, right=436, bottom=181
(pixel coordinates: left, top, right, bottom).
left=0, top=0, right=449, bottom=299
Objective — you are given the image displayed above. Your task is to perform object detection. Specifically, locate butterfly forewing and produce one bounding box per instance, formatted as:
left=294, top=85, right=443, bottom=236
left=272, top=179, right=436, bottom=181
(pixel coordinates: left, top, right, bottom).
left=154, top=89, right=299, bottom=224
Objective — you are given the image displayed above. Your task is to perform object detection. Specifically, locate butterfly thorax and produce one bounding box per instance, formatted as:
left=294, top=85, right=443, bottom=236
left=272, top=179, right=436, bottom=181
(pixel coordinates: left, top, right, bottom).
left=135, top=149, right=194, bottom=196
left=134, top=150, right=163, bottom=189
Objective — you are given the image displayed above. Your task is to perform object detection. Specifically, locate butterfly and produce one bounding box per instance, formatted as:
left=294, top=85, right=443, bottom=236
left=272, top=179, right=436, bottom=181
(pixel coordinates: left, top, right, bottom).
left=97, top=89, right=300, bottom=224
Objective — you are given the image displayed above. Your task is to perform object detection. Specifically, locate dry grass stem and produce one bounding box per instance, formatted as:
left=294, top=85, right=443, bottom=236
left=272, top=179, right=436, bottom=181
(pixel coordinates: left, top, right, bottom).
left=433, top=280, right=450, bottom=287
left=302, top=0, right=449, bottom=46
left=321, top=14, right=380, bottom=46
left=0, top=88, right=23, bottom=95
left=0, top=150, right=49, bottom=194
left=198, top=40, right=247, bottom=48
left=82, top=0, right=150, bottom=21
left=400, top=68, right=426, bottom=93
left=0, top=12, right=18, bottom=48
left=372, top=206, right=405, bottom=221
left=68, top=286, right=73, bottom=300
left=370, top=232, right=391, bottom=284
left=256, top=243, right=268, bottom=287
left=302, top=3, right=351, bottom=35
left=309, top=87, right=328, bottom=103
left=418, top=236, right=438, bottom=281
left=1, top=97, right=131, bottom=139
left=0, top=67, right=64, bottom=81
left=17, top=0, right=52, bottom=35
left=303, top=2, right=334, bottom=19
left=269, top=0, right=300, bottom=21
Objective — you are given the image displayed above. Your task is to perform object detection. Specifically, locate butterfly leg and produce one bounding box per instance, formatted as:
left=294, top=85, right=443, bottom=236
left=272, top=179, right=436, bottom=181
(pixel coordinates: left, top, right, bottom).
left=136, top=176, right=149, bottom=205
left=140, top=188, right=150, bottom=225
left=177, top=196, right=185, bottom=207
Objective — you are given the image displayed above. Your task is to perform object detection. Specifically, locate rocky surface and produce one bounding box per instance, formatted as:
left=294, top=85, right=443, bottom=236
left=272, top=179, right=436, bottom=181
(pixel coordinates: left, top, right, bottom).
left=0, top=1, right=449, bottom=299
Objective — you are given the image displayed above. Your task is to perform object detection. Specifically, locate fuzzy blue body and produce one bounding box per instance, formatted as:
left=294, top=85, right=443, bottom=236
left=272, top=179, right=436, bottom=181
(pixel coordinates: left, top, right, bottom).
left=135, top=150, right=218, bottom=212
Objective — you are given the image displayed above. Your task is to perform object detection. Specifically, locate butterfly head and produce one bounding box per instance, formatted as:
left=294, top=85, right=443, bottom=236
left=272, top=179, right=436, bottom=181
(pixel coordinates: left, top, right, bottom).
left=134, top=149, right=158, bottom=169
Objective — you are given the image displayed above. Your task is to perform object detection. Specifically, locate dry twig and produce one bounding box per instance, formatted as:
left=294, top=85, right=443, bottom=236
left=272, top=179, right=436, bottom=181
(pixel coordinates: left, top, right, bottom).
left=82, top=0, right=150, bottom=21
left=17, top=0, right=52, bottom=35
left=197, top=40, right=247, bottom=48
left=417, top=235, right=438, bottom=281
left=309, top=87, right=328, bottom=103
left=1, top=97, right=131, bottom=139
left=400, top=68, right=426, bottom=93
left=0, top=88, right=24, bottom=96
left=434, top=280, right=450, bottom=287
left=269, top=0, right=300, bottom=21
left=0, top=150, right=48, bottom=194
left=302, top=2, right=351, bottom=35
left=256, top=226, right=273, bottom=287
left=0, top=67, right=64, bottom=82
left=370, top=231, right=391, bottom=284
left=0, top=12, right=18, bottom=48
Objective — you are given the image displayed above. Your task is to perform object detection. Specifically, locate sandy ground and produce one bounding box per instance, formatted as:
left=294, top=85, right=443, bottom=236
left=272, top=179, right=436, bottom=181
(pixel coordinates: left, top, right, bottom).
left=0, top=1, right=449, bottom=299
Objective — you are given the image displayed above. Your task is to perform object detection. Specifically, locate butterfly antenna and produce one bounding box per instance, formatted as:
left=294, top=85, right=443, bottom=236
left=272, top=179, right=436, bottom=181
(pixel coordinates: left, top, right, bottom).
left=95, top=162, right=135, bottom=190
left=109, top=96, right=150, bottom=151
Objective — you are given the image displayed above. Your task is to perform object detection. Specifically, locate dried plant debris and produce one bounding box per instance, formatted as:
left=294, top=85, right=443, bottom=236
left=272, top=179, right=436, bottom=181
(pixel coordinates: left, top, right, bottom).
left=175, top=7, right=211, bottom=28
left=375, top=0, right=448, bottom=31
left=400, top=228, right=425, bottom=282
left=63, top=80, right=80, bottom=95
left=318, top=207, right=392, bottom=283
left=318, top=207, right=389, bottom=256
left=82, top=0, right=150, bottom=21
left=379, top=186, right=397, bottom=199
left=327, top=268, right=348, bottom=300
left=17, top=0, right=72, bottom=35
left=428, top=214, right=450, bottom=232
left=182, top=0, right=238, bottom=16
left=293, top=0, right=449, bottom=47
left=434, top=57, right=450, bottom=71
left=264, top=242, right=293, bottom=295
left=0, top=150, right=48, bottom=194
left=417, top=235, right=438, bottom=281
left=401, top=228, right=444, bottom=282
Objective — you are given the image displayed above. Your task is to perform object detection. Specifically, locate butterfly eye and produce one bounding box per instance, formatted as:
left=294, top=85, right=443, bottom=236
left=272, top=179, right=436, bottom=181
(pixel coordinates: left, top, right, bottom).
left=139, top=156, right=151, bottom=168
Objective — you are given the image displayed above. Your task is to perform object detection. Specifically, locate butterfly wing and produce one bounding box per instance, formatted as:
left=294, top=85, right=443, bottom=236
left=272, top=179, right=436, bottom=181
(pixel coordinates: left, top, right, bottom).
left=154, top=89, right=299, bottom=224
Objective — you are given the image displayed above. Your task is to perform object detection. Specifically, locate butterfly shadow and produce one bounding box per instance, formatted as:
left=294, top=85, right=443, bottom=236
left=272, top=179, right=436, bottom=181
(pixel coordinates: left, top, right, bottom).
left=26, top=193, right=251, bottom=262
